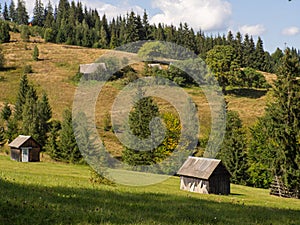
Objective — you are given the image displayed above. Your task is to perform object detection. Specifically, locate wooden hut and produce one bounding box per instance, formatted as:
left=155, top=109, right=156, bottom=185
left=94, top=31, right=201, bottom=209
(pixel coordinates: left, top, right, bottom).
left=79, top=63, right=107, bottom=75
left=9, top=135, right=41, bottom=162
left=177, top=157, right=231, bottom=195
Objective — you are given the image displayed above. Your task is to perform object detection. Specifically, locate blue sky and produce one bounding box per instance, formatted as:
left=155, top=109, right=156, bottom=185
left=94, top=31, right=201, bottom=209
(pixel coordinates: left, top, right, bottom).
left=1, top=0, right=299, bottom=53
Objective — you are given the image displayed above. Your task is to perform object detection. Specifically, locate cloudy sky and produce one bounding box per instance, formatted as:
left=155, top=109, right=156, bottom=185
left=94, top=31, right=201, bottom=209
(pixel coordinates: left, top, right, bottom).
left=1, top=0, right=299, bottom=53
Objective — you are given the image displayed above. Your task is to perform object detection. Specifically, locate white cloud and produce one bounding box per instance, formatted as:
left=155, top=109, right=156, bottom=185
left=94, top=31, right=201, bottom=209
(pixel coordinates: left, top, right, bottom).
left=150, top=0, right=232, bottom=31
left=81, top=1, right=144, bottom=20
left=282, top=26, right=300, bottom=36
left=239, top=24, right=266, bottom=36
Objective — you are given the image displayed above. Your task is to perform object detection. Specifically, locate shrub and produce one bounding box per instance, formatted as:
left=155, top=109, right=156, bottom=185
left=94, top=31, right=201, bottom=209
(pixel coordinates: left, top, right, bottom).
left=32, top=45, right=39, bottom=61
left=23, top=65, right=33, bottom=74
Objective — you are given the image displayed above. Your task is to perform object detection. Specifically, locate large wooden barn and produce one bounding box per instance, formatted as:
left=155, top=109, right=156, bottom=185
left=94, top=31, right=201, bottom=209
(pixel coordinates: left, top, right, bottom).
left=9, top=135, right=41, bottom=162
left=177, top=157, right=231, bottom=195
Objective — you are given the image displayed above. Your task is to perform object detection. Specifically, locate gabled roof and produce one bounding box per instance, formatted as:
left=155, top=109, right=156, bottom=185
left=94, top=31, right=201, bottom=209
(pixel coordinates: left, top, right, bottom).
left=9, top=135, right=36, bottom=148
left=79, top=63, right=106, bottom=74
left=177, top=157, right=222, bottom=180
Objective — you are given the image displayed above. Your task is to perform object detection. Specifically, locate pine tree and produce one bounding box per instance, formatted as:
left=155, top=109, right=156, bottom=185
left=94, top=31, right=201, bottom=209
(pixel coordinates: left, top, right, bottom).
left=249, top=48, right=300, bottom=197
left=44, top=0, right=54, bottom=28
left=254, top=37, right=265, bottom=71
left=33, top=45, right=39, bottom=61
left=124, top=11, right=140, bottom=43
left=3, top=2, right=10, bottom=21
left=142, top=10, right=151, bottom=40
left=1, top=102, right=12, bottom=121
left=15, top=74, right=29, bottom=120
left=59, top=109, right=82, bottom=163
left=56, top=0, right=70, bottom=27
left=32, top=0, right=44, bottom=27
left=9, top=0, right=17, bottom=23
left=243, top=34, right=255, bottom=68
left=16, top=0, right=29, bottom=25
left=6, top=118, right=18, bottom=142
left=122, top=89, right=161, bottom=166
left=45, top=120, right=61, bottom=160
left=22, top=85, right=39, bottom=139
left=218, top=110, right=249, bottom=185
left=37, top=92, right=52, bottom=147
left=0, top=21, right=10, bottom=43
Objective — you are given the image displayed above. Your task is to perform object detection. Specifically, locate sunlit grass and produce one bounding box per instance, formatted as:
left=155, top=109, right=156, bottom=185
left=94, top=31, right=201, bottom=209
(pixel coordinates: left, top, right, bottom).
left=0, top=155, right=299, bottom=225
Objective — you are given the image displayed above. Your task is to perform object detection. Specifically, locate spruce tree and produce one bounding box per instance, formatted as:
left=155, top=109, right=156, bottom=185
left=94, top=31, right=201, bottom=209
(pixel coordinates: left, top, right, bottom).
left=218, top=110, right=249, bottom=185
left=122, top=89, right=161, bottom=166
left=59, top=109, right=82, bottom=163
left=6, top=118, right=18, bottom=142
left=15, top=74, right=29, bottom=120
left=16, top=0, right=29, bottom=25
left=33, top=45, right=39, bottom=61
left=249, top=48, right=300, bottom=197
left=0, top=21, right=10, bottom=43
left=32, top=0, right=44, bottom=27
left=1, top=102, right=12, bottom=121
left=45, top=120, right=61, bottom=160
left=9, top=0, right=17, bottom=23
left=44, top=0, right=54, bottom=28
left=3, top=2, right=10, bottom=21
left=21, top=85, right=39, bottom=139
left=254, top=37, right=265, bottom=71
left=37, top=92, right=52, bottom=147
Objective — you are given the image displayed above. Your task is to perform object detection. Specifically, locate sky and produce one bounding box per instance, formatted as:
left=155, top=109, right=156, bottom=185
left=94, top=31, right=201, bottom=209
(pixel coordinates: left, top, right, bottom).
left=0, top=0, right=299, bottom=53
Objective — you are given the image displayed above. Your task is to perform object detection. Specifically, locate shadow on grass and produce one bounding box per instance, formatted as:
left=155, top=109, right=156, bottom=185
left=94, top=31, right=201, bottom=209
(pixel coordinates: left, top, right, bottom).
left=0, top=179, right=299, bottom=225
left=0, top=66, right=17, bottom=72
left=227, top=88, right=268, bottom=99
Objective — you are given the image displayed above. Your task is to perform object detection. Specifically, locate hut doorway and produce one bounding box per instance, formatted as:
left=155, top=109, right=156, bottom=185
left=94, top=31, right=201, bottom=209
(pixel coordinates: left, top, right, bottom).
left=21, top=148, right=30, bottom=162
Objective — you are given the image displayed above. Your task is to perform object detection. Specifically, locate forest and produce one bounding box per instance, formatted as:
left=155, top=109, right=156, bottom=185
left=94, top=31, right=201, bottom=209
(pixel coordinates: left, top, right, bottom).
left=0, top=0, right=299, bottom=200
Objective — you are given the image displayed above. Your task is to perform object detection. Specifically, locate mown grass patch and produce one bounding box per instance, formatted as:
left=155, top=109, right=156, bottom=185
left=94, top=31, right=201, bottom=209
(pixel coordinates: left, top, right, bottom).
left=0, top=155, right=299, bottom=225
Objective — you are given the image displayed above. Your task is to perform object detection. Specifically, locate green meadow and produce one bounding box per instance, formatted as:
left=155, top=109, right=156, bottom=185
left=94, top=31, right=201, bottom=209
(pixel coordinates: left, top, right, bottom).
left=0, top=155, right=299, bottom=225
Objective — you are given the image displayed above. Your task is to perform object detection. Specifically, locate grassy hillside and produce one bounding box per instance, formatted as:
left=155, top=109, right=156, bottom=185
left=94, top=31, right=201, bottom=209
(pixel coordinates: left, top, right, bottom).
left=0, top=32, right=274, bottom=155
left=0, top=155, right=299, bottom=225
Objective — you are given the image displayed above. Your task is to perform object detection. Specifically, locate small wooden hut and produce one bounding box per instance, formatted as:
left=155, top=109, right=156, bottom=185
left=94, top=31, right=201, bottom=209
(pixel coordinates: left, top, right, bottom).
left=9, top=135, right=41, bottom=162
left=79, top=63, right=107, bottom=75
left=177, top=157, right=231, bottom=195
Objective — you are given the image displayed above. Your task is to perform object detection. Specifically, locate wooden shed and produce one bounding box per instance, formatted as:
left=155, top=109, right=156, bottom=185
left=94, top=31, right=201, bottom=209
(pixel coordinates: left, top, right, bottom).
left=177, top=157, right=231, bottom=195
left=79, top=63, right=107, bottom=75
left=9, top=135, right=41, bottom=162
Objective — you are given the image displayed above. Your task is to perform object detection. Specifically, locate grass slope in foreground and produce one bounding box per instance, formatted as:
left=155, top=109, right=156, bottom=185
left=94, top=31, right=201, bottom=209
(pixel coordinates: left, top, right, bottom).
left=0, top=155, right=299, bottom=225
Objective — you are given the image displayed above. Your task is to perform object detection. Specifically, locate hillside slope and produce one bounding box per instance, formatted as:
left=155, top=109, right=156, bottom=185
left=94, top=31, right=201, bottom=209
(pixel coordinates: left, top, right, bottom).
left=0, top=32, right=274, bottom=155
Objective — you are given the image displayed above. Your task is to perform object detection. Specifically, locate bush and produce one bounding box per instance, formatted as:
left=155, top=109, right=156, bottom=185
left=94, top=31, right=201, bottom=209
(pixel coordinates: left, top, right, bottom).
left=20, top=25, right=30, bottom=42
left=23, top=65, right=33, bottom=74
left=240, top=67, right=270, bottom=88
left=32, top=45, right=39, bottom=61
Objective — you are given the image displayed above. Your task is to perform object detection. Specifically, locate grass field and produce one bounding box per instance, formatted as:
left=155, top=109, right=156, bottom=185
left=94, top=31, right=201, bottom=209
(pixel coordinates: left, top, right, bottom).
left=0, top=155, right=299, bottom=225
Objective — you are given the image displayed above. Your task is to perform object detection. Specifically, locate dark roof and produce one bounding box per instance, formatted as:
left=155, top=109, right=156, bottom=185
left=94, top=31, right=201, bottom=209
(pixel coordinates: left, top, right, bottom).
left=177, top=157, right=222, bottom=180
left=9, top=135, right=39, bottom=148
